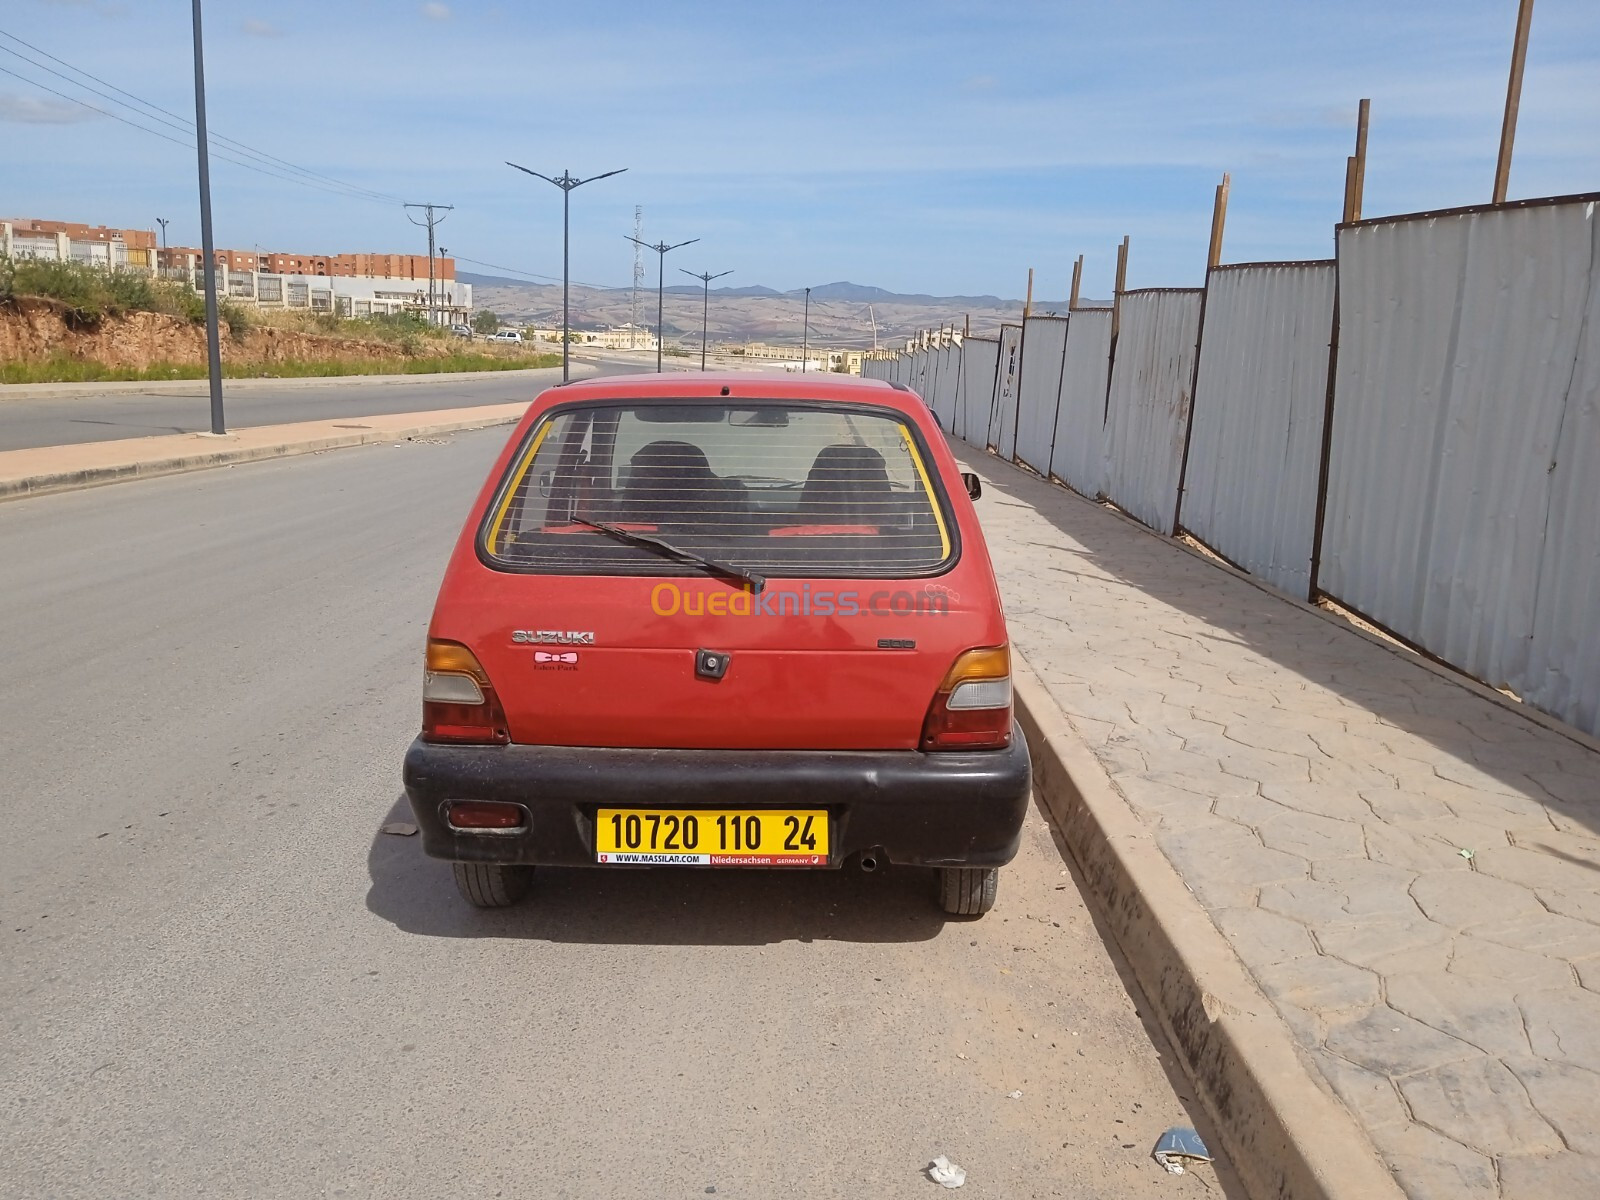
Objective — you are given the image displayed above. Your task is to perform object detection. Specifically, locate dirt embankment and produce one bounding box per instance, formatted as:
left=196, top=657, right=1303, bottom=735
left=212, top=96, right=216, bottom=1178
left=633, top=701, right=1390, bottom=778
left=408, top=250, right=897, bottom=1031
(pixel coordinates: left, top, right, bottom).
left=0, top=297, right=457, bottom=369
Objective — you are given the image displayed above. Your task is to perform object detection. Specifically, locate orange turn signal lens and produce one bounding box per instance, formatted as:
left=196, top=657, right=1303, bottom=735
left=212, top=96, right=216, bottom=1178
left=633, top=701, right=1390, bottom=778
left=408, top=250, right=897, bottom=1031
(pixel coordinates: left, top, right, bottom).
left=426, top=639, right=491, bottom=683
left=936, top=645, right=1010, bottom=692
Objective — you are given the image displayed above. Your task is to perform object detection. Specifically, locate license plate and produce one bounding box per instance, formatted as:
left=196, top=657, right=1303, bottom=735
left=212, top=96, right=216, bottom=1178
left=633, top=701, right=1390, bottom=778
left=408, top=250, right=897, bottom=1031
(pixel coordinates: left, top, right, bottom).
left=594, top=808, right=829, bottom=867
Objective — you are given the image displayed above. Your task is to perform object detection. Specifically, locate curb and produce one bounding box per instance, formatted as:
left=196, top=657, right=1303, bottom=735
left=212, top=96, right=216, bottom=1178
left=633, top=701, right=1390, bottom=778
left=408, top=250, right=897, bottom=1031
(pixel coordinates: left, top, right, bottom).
left=0, top=410, right=523, bottom=503
left=1011, top=651, right=1404, bottom=1200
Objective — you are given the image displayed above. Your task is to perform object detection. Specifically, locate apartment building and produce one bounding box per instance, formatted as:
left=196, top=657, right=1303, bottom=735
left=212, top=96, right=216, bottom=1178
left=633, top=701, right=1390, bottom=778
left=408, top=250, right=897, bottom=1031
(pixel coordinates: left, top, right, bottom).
left=3, top=216, right=468, bottom=323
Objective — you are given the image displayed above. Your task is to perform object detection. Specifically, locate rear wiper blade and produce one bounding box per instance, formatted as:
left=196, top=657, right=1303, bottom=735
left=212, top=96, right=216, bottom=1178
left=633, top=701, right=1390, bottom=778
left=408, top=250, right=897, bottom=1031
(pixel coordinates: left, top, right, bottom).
left=572, top=517, right=766, bottom=594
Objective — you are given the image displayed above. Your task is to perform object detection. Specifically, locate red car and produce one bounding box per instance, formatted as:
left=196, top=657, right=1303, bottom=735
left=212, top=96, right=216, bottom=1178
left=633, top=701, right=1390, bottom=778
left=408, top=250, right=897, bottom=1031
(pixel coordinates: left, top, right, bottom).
left=403, top=372, right=1030, bottom=915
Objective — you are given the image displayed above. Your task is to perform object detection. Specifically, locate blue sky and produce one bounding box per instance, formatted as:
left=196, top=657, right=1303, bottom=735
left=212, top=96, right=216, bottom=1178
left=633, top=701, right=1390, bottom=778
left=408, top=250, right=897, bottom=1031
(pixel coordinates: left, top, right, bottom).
left=2, top=0, right=1597, bottom=299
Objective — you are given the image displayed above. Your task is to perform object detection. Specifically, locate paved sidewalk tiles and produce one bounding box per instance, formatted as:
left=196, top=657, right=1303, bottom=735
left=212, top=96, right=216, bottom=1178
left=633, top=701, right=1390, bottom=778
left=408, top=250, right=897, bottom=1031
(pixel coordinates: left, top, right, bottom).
left=966, top=452, right=1600, bottom=1200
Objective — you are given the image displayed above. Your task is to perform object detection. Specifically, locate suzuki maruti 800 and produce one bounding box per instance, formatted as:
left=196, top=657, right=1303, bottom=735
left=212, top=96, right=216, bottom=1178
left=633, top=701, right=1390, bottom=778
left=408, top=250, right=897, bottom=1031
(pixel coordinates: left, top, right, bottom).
left=403, top=373, right=1030, bottom=916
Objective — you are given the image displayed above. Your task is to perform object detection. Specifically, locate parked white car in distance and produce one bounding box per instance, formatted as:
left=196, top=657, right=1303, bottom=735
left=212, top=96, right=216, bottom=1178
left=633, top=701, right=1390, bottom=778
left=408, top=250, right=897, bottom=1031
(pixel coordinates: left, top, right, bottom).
left=486, top=330, right=523, bottom=344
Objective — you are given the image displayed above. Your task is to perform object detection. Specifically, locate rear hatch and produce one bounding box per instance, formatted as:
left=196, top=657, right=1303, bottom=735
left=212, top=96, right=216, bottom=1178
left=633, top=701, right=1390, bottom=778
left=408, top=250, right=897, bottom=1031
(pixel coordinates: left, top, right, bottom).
left=443, top=397, right=994, bottom=751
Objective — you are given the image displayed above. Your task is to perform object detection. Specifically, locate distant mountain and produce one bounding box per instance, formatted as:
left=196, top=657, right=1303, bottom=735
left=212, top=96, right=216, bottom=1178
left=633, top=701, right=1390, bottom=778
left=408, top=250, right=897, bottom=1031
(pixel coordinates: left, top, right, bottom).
left=662, top=284, right=784, bottom=298
left=461, top=271, right=1044, bottom=308
left=459, top=271, right=1090, bottom=345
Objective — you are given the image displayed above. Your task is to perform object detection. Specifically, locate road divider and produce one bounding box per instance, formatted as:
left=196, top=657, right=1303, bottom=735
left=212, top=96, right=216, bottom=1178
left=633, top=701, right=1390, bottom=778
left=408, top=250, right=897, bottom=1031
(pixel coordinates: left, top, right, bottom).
left=0, top=403, right=529, bottom=503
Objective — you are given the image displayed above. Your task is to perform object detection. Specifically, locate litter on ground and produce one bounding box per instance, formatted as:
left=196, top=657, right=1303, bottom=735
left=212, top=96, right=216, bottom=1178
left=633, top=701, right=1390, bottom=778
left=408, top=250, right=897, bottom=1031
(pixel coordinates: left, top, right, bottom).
left=1152, top=1127, right=1212, bottom=1175
left=927, top=1155, right=966, bottom=1189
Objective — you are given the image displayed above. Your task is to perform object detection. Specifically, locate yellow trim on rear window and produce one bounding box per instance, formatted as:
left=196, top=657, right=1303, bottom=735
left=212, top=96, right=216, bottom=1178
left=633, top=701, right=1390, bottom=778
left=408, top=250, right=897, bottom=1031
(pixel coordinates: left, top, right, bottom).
left=486, top=421, right=553, bottom=553
left=899, top=425, right=952, bottom=560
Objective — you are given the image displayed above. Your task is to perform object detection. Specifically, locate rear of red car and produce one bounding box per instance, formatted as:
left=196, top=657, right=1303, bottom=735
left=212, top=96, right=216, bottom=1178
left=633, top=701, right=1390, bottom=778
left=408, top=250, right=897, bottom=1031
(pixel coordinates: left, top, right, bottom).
left=402, top=373, right=1029, bottom=914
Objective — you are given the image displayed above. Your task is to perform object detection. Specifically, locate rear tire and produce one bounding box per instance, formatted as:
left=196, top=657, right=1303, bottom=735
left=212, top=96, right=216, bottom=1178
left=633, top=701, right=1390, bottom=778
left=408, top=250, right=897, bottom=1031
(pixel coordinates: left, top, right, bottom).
left=937, top=866, right=999, bottom=916
left=452, top=862, right=533, bottom=908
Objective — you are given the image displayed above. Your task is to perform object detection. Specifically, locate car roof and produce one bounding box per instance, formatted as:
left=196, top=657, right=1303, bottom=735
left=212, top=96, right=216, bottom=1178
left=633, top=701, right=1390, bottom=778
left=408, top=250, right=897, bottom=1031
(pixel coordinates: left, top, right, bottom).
left=545, top=371, right=918, bottom=414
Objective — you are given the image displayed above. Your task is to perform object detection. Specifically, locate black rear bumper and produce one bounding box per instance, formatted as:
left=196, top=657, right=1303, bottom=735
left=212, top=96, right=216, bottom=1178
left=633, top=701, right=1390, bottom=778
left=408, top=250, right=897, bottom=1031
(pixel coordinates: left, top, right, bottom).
left=402, top=729, right=1031, bottom=868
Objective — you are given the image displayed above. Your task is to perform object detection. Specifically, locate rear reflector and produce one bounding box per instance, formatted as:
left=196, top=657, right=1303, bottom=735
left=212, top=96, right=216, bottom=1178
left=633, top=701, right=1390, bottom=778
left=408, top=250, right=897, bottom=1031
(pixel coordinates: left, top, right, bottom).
left=922, top=645, right=1012, bottom=751
left=445, top=801, right=525, bottom=830
left=421, top=639, right=510, bottom=745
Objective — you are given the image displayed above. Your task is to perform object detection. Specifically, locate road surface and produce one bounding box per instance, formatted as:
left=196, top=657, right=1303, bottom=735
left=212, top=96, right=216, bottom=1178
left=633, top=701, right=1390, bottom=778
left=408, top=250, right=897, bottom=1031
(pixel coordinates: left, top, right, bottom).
left=0, top=367, right=588, bottom=453
left=0, top=349, right=795, bottom=453
left=0, top=429, right=1238, bottom=1198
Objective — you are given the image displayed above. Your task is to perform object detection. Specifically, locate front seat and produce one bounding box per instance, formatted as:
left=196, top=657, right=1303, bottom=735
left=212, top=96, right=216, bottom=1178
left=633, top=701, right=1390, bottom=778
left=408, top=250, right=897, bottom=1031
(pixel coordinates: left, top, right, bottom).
left=797, top=444, right=893, bottom=527
left=617, top=439, right=748, bottom=532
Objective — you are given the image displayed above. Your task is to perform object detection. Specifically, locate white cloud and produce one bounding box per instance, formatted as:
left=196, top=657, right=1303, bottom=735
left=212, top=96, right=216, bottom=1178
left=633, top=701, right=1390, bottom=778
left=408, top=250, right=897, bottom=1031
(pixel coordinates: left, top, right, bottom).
left=243, top=18, right=282, bottom=37
left=422, top=2, right=451, bottom=19
left=0, top=93, right=101, bottom=125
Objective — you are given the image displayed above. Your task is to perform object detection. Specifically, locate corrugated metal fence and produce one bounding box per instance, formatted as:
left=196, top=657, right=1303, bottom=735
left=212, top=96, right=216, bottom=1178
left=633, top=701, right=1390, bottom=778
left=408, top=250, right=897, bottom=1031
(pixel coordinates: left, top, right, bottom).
left=871, top=190, right=1599, bottom=738
left=1178, top=261, right=1336, bottom=597
left=1013, top=316, right=1069, bottom=476
left=1051, top=307, right=1114, bottom=498
left=1321, top=197, right=1600, bottom=735
left=1105, top=289, right=1203, bottom=535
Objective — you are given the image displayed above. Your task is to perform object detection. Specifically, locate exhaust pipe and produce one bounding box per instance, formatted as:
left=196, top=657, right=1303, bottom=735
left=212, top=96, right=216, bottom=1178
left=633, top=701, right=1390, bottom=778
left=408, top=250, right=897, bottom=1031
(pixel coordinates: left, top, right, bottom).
left=859, top=852, right=880, bottom=873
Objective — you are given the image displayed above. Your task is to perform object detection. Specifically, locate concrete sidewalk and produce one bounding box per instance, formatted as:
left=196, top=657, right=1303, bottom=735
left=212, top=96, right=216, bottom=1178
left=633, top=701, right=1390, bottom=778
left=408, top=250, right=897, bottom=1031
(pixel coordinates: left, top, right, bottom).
left=0, top=403, right=527, bottom=501
left=967, top=453, right=1600, bottom=1200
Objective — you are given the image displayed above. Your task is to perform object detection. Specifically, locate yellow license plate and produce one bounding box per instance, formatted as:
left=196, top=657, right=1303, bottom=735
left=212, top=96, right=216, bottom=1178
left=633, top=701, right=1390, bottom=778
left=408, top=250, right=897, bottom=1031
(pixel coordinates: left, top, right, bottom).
left=594, top=808, right=829, bottom=866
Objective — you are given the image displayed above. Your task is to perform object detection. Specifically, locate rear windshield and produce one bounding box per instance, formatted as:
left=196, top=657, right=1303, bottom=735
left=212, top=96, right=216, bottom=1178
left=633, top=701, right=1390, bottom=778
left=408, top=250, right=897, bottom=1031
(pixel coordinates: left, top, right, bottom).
left=480, top=401, right=955, bottom=578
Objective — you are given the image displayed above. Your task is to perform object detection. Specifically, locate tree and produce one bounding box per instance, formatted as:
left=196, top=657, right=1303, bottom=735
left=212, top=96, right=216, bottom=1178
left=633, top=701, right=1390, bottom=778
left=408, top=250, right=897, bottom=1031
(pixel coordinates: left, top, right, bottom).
left=472, top=309, right=500, bottom=335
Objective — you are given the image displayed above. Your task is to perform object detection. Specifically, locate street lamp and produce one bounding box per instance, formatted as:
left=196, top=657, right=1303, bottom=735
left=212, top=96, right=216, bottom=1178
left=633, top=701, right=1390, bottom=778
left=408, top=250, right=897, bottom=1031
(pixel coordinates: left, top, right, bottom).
left=680, top=268, right=732, bottom=370
left=507, top=163, right=627, bottom=382
left=627, top=234, right=698, bottom=372
left=801, top=286, right=811, bottom=373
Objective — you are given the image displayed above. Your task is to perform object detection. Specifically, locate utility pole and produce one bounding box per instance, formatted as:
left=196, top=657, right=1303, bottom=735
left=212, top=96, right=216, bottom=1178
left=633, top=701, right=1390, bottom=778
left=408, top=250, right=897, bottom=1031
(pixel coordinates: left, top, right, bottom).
left=507, top=164, right=627, bottom=382
left=868, top=303, right=878, bottom=354
left=801, top=286, right=811, bottom=372
left=680, top=268, right=733, bottom=370
left=189, top=0, right=224, bottom=435
left=404, top=202, right=452, bottom=327
left=156, top=217, right=169, bottom=252
left=626, top=234, right=698, bottom=372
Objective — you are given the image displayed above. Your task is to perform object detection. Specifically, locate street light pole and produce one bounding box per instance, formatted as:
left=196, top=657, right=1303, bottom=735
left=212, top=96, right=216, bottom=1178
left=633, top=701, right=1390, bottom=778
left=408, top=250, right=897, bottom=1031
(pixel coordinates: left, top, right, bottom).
left=507, top=164, right=627, bottom=383
left=801, top=286, right=811, bottom=373
left=626, top=234, right=698, bottom=372
left=680, top=268, right=732, bottom=370
left=189, top=0, right=225, bottom=435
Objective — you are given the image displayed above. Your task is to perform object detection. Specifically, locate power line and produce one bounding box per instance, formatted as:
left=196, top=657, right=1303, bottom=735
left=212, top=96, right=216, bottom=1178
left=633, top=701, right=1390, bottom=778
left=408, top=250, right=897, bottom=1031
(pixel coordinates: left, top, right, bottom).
left=0, top=62, right=403, bottom=207
left=0, top=26, right=404, bottom=206
left=449, top=253, right=622, bottom=291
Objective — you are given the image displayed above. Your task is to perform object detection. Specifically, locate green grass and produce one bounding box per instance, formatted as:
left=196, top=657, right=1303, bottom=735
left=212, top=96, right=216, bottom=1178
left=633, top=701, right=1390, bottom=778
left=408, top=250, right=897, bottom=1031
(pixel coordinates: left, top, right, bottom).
left=1, top=352, right=563, bottom=385
left=2, top=256, right=204, bottom=324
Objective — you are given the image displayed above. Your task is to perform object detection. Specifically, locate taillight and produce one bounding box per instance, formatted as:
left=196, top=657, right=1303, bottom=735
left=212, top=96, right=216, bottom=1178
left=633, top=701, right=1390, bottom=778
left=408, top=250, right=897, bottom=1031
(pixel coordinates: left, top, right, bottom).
left=422, top=639, right=510, bottom=744
left=921, top=645, right=1013, bottom=750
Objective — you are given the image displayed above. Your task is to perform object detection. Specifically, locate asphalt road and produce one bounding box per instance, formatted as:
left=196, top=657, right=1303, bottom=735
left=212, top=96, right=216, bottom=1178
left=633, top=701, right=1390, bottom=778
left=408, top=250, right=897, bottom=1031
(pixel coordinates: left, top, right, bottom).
left=0, top=429, right=1238, bottom=1198
left=0, top=368, right=584, bottom=453
left=0, top=349, right=791, bottom=454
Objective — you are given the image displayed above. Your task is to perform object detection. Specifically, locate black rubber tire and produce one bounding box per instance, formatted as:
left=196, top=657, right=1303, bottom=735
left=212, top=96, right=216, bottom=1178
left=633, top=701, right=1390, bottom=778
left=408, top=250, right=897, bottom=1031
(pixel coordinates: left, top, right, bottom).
left=937, top=866, right=999, bottom=916
left=451, top=862, right=533, bottom=908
